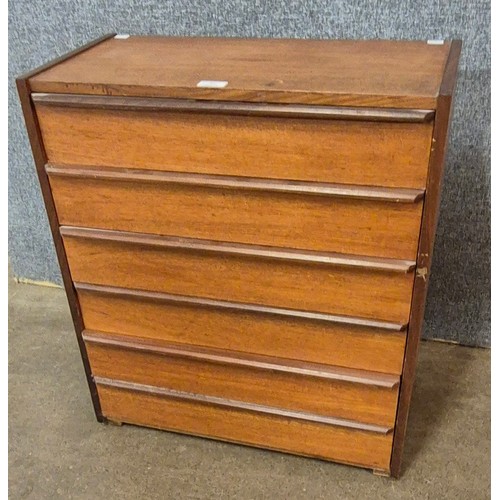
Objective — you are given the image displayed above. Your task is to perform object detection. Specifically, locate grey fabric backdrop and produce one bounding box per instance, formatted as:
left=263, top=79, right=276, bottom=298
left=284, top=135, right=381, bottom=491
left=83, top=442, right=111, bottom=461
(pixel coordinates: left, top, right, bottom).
left=8, top=1, right=490, bottom=346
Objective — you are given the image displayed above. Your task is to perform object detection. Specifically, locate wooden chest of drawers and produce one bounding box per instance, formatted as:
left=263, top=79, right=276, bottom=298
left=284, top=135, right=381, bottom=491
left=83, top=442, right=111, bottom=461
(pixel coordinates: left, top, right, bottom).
left=17, top=35, right=460, bottom=477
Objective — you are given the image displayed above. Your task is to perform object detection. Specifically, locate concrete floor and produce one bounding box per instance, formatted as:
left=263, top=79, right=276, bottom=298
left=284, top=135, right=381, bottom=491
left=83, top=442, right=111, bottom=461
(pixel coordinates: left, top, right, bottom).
left=9, top=279, right=490, bottom=499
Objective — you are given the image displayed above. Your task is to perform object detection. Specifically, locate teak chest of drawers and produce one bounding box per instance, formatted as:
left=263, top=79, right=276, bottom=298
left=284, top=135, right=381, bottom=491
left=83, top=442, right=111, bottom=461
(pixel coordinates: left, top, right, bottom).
left=17, top=35, right=460, bottom=477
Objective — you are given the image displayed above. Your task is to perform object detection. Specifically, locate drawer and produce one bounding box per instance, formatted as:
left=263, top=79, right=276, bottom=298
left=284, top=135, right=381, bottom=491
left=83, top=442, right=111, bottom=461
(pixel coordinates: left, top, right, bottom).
left=62, top=228, right=415, bottom=323
left=48, top=167, right=424, bottom=260
left=97, top=381, right=394, bottom=471
left=36, top=102, right=433, bottom=188
left=76, top=282, right=407, bottom=374
left=84, top=331, right=399, bottom=427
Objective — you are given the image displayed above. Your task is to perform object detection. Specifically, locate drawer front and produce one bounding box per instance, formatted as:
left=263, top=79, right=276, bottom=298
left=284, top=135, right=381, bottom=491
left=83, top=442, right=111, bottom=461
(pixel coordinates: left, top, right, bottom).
left=49, top=172, right=423, bottom=260
left=77, top=284, right=407, bottom=374
left=63, top=232, right=415, bottom=323
left=97, top=383, right=394, bottom=471
left=85, top=339, right=399, bottom=426
left=36, top=103, right=433, bottom=189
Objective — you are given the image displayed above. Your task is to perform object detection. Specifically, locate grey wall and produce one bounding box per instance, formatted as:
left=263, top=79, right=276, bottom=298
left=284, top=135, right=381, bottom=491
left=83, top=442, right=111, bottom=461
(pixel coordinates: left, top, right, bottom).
left=9, top=1, right=490, bottom=346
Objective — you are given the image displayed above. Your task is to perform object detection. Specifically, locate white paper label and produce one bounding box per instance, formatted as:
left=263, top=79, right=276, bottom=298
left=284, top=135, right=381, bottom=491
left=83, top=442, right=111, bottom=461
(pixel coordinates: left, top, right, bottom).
left=196, top=80, right=228, bottom=88
left=114, top=34, right=130, bottom=39
left=427, top=39, right=444, bottom=45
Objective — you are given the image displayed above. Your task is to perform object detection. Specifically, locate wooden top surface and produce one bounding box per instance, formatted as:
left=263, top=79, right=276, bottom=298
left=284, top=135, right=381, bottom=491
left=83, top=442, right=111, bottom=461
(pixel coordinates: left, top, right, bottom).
left=29, top=36, right=452, bottom=108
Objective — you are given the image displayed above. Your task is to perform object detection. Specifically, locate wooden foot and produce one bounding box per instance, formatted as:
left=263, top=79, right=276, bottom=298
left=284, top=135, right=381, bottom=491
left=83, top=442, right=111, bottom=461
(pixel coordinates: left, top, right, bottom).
left=372, top=469, right=391, bottom=477
left=107, top=418, right=123, bottom=426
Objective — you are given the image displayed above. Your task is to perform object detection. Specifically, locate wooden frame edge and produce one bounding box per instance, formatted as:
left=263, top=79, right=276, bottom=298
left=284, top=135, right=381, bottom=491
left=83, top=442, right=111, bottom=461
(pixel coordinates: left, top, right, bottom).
left=18, top=33, right=116, bottom=81
left=15, top=33, right=116, bottom=422
left=390, top=39, right=462, bottom=477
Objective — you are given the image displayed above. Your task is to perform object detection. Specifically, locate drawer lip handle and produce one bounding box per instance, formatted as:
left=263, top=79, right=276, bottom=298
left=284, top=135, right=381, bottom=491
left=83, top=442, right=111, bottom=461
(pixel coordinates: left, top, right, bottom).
left=74, top=282, right=407, bottom=332
left=61, top=226, right=416, bottom=273
left=84, top=329, right=400, bottom=389
left=94, top=376, right=394, bottom=434
left=32, top=92, right=434, bottom=123
left=46, top=164, right=425, bottom=203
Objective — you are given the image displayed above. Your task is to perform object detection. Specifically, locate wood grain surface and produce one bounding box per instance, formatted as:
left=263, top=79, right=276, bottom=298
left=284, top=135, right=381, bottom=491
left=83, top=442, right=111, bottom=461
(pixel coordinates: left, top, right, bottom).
left=83, top=330, right=400, bottom=387
left=62, top=226, right=416, bottom=273
left=97, top=383, right=394, bottom=471
left=76, top=282, right=406, bottom=330
left=390, top=40, right=462, bottom=477
left=29, top=36, right=450, bottom=109
left=85, top=339, right=399, bottom=426
left=14, top=33, right=117, bottom=422
left=45, top=165, right=425, bottom=203
left=77, top=284, right=407, bottom=374
left=96, top=377, right=393, bottom=433
left=37, top=104, right=433, bottom=189
left=33, top=93, right=435, bottom=122
left=63, top=231, right=415, bottom=323
left=49, top=175, right=424, bottom=260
